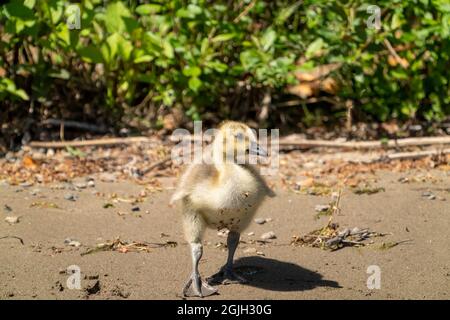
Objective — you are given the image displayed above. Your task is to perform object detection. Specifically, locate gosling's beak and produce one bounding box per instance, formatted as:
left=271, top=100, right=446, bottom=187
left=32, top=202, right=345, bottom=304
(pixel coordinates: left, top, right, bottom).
left=249, top=141, right=268, bottom=157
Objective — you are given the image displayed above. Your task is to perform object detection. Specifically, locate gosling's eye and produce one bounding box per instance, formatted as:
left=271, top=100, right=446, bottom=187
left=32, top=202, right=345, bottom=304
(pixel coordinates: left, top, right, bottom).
left=235, top=132, right=245, bottom=141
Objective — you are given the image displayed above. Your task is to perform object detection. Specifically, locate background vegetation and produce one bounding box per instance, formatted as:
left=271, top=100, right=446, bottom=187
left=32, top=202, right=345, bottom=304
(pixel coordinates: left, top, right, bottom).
left=1, top=0, right=450, bottom=146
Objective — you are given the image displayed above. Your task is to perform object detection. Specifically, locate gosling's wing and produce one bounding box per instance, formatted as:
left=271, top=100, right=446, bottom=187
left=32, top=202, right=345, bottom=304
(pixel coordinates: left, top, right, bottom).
left=170, top=164, right=219, bottom=205
left=246, top=165, right=276, bottom=197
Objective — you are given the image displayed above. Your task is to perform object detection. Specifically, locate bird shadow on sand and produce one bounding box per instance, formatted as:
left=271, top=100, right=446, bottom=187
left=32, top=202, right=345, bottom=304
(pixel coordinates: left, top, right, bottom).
left=231, top=256, right=341, bottom=292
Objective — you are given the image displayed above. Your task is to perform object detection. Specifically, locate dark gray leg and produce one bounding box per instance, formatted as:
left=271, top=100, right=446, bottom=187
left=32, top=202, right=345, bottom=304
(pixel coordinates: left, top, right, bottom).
left=183, top=242, right=218, bottom=297
left=207, top=231, right=248, bottom=285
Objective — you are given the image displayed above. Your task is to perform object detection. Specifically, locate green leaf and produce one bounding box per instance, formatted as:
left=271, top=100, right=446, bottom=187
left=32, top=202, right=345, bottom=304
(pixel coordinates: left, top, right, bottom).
left=188, top=77, right=202, bottom=92
left=1, top=78, right=29, bottom=101
left=163, top=40, right=174, bottom=59
left=176, top=4, right=202, bottom=18
left=305, top=38, right=325, bottom=58
left=4, top=0, right=35, bottom=20
left=118, top=38, right=133, bottom=61
left=48, top=0, right=64, bottom=24
left=78, top=45, right=103, bottom=63
left=211, top=33, right=236, bottom=43
left=240, top=50, right=261, bottom=70
left=134, top=55, right=154, bottom=64
left=205, top=61, right=228, bottom=73
left=104, top=1, right=132, bottom=33
left=183, top=66, right=201, bottom=77
left=261, top=29, right=277, bottom=51
left=105, top=33, right=122, bottom=62
left=136, top=4, right=162, bottom=15
left=48, top=69, right=70, bottom=80
left=275, top=1, right=302, bottom=25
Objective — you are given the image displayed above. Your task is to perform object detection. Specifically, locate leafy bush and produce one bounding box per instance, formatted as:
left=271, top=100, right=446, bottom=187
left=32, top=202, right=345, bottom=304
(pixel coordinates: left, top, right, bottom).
left=1, top=0, right=449, bottom=137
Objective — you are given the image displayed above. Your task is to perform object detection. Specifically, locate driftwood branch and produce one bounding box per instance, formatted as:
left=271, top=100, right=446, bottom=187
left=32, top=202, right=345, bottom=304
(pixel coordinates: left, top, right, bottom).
left=28, top=137, right=152, bottom=148
left=278, top=135, right=450, bottom=150
left=379, top=148, right=450, bottom=161
left=29, top=135, right=450, bottom=154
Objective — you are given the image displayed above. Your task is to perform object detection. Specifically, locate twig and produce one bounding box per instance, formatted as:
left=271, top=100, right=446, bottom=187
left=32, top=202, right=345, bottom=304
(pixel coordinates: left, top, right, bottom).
left=233, top=0, right=257, bottom=23
left=258, top=89, right=271, bottom=122
left=275, top=97, right=341, bottom=107
left=28, top=137, right=152, bottom=148
left=133, top=91, right=154, bottom=110
left=0, top=236, right=24, bottom=245
left=142, top=156, right=172, bottom=175
left=345, top=100, right=353, bottom=132
left=383, top=39, right=409, bottom=68
left=278, top=136, right=450, bottom=150
left=378, top=148, right=450, bottom=161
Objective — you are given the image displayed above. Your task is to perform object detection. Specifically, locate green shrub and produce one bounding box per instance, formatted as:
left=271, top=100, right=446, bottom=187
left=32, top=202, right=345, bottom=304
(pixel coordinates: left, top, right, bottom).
left=1, top=0, right=449, bottom=132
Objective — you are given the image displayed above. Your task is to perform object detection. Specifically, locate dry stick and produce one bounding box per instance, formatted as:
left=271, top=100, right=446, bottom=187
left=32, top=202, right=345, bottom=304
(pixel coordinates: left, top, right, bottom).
left=275, top=97, right=341, bottom=107
left=278, top=135, right=450, bottom=150
left=0, top=236, right=24, bottom=245
left=28, top=137, right=152, bottom=148
left=142, top=156, right=172, bottom=175
left=233, top=0, right=256, bottom=22
left=383, top=39, right=409, bottom=68
left=379, top=148, right=450, bottom=161
left=345, top=100, right=353, bottom=132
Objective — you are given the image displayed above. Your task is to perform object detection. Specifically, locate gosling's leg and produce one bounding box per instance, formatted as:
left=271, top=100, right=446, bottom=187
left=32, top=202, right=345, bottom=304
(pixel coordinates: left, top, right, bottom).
left=208, top=231, right=248, bottom=285
left=182, top=212, right=217, bottom=297
left=183, top=242, right=218, bottom=297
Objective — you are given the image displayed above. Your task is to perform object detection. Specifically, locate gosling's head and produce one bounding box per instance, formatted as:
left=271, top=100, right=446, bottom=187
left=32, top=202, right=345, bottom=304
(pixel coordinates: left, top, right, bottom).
left=212, top=121, right=267, bottom=165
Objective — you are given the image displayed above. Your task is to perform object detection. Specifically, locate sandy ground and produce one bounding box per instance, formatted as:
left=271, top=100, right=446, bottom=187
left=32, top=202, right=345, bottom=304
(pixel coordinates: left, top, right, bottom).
left=0, top=170, right=449, bottom=300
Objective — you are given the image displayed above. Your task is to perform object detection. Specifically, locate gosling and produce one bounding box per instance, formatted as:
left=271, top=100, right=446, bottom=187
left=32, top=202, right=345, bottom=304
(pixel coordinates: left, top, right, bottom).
left=170, top=121, right=275, bottom=297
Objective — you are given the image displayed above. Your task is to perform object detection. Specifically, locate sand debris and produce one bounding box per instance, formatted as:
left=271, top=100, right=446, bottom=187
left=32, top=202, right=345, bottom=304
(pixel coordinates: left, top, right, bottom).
left=81, top=237, right=177, bottom=256
left=291, top=222, right=385, bottom=251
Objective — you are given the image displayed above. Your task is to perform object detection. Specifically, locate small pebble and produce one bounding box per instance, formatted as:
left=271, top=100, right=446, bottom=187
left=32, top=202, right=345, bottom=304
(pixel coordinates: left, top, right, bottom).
left=74, top=182, right=87, bottom=189
left=4, top=204, right=12, bottom=212
left=87, top=180, right=95, bottom=188
left=338, top=228, right=351, bottom=237
left=254, top=218, right=266, bottom=225
left=261, top=231, right=276, bottom=240
left=5, top=216, right=19, bottom=224
left=30, top=189, right=41, bottom=196
left=315, top=204, right=331, bottom=212
left=131, top=206, right=140, bottom=212
left=46, top=149, right=55, bottom=157
left=19, top=181, right=33, bottom=187
left=247, top=232, right=255, bottom=236
left=68, top=240, right=81, bottom=247
left=421, top=191, right=435, bottom=200
left=64, top=193, right=77, bottom=201
left=71, top=241, right=81, bottom=247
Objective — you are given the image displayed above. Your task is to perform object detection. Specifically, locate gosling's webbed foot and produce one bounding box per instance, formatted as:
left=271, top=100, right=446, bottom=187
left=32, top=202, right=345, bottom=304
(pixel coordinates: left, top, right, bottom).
left=207, top=267, right=248, bottom=285
left=183, top=273, right=218, bottom=298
